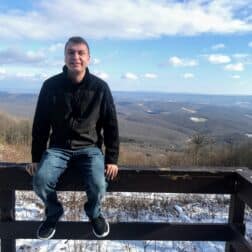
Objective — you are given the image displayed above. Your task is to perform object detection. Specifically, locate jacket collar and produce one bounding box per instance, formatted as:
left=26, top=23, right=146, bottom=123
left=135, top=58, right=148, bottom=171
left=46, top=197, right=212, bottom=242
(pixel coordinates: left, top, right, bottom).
left=62, top=65, right=91, bottom=89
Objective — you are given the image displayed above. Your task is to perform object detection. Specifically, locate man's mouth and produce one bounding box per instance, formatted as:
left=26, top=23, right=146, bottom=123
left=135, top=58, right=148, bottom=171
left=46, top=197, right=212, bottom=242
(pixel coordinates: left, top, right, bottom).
left=71, top=63, right=81, bottom=66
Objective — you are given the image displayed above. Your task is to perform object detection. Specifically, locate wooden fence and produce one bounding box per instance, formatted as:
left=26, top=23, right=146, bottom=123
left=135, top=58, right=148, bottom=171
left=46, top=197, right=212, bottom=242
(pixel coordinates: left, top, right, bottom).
left=0, top=163, right=252, bottom=251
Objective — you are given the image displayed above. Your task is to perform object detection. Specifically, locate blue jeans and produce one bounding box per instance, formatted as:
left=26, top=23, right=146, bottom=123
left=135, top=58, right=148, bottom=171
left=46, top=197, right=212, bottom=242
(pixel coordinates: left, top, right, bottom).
left=33, top=147, right=107, bottom=219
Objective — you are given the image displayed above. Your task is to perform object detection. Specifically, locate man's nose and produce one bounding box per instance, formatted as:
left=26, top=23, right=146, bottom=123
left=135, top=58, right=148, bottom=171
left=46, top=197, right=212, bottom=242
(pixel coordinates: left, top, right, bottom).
left=72, top=52, right=79, bottom=59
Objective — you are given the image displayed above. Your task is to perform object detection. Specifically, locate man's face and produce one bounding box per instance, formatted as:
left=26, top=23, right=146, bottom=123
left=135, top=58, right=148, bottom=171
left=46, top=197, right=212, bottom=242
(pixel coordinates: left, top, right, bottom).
left=64, top=42, right=90, bottom=74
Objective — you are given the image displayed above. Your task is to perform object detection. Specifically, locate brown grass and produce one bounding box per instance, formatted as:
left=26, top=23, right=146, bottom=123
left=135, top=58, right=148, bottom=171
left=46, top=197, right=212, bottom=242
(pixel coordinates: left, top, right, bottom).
left=1, top=140, right=252, bottom=169
left=0, top=143, right=31, bottom=162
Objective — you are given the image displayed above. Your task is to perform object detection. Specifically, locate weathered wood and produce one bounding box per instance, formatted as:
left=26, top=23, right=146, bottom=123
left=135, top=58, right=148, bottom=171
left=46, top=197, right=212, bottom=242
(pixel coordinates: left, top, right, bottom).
left=235, top=167, right=252, bottom=184
left=228, top=225, right=252, bottom=252
left=0, top=164, right=236, bottom=193
left=0, top=162, right=251, bottom=252
left=228, top=194, right=245, bottom=232
left=0, top=163, right=239, bottom=172
left=236, top=168, right=252, bottom=210
left=109, top=170, right=235, bottom=194
left=0, top=221, right=233, bottom=241
left=1, top=239, right=16, bottom=252
left=225, top=194, right=246, bottom=252
left=0, top=190, right=15, bottom=252
left=0, top=190, right=15, bottom=221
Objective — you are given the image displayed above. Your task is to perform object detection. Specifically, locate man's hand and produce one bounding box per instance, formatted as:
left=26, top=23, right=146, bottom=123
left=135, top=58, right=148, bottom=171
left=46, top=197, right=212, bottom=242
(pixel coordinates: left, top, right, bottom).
left=25, top=162, right=38, bottom=176
left=105, top=164, right=118, bottom=180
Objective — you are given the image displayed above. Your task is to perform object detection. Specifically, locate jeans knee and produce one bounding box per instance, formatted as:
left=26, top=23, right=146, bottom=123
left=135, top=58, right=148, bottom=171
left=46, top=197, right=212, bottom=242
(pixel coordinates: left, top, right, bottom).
left=88, top=179, right=106, bottom=197
left=95, top=180, right=107, bottom=195
left=33, top=172, right=46, bottom=194
left=99, top=183, right=106, bottom=195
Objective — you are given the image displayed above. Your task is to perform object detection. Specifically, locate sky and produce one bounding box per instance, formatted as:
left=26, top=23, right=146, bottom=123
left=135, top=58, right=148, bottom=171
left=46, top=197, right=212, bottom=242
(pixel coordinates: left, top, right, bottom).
left=0, top=0, right=252, bottom=94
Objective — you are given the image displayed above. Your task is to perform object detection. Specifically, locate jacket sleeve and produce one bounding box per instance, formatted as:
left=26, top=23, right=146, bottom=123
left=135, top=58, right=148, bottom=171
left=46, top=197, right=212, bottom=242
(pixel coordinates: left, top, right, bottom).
left=101, top=84, right=119, bottom=165
left=31, top=82, right=51, bottom=162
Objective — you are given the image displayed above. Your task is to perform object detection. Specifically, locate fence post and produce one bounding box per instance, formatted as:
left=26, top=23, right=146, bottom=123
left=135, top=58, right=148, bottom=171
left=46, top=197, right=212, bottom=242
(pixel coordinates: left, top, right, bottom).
left=0, top=190, right=15, bottom=252
left=225, top=193, right=245, bottom=252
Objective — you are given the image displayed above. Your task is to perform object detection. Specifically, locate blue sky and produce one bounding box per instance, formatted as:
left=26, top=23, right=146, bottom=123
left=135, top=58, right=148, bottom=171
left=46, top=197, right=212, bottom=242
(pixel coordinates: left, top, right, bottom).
left=0, top=0, right=252, bottom=94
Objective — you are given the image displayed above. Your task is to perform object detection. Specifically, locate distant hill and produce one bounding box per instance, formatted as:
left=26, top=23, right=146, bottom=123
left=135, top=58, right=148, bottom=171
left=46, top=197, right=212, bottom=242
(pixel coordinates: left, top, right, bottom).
left=0, top=91, right=37, bottom=118
left=0, top=91, right=252, bottom=150
left=114, top=91, right=252, bottom=108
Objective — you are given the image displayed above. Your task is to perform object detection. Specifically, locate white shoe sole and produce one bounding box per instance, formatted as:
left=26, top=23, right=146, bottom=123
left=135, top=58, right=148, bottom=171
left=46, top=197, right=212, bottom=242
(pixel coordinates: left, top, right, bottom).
left=36, top=223, right=56, bottom=240
left=92, top=219, right=110, bottom=238
left=37, top=211, right=63, bottom=240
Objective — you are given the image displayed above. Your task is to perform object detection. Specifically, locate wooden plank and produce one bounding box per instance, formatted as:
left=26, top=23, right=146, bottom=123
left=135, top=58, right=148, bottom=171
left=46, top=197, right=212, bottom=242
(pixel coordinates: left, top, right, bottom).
left=236, top=167, right=252, bottom=184
left=0, top=190, right=15, bottom=252
left=229, top=225, right=252, bottom=252
left=227, top=194, right=245, bottom=232
left=1, top=239, right=16, bottom=252
left=0, top=190, right=15, bottom=221
left=236, top=172, right=252, bottom=210
left=225, top=194, right=246, bottom=252
left=108, top=171, right=235, bottom=194
left=0, top=221, right=233, bottom=241
left=0, top=163, right=239, bottom=172
left=0, top=163, right=251, bottom=250
left=0, top=164, right=236, bottom=194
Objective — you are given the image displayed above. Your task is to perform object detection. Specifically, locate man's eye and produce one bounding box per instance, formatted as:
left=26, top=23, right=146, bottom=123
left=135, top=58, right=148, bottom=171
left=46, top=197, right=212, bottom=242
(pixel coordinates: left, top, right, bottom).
left=79, top=51, right=85, bottom=56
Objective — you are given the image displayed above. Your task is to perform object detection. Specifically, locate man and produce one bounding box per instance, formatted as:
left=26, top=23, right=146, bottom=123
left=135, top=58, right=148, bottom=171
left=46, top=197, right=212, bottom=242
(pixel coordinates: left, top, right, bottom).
left=26, top=36, right=119, bottom=240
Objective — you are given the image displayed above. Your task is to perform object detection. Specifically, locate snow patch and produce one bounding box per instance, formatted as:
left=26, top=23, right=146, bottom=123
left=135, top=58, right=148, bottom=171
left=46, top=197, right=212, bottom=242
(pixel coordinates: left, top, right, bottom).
left=181, top=107, right=197, bottom=113
left=245, top=114, right=252, bottom=119
left=190, top=117, right=208, bottom=123
left=236, top=101, right=250, bottom=106
left=15, top=192, right=251, bottom=252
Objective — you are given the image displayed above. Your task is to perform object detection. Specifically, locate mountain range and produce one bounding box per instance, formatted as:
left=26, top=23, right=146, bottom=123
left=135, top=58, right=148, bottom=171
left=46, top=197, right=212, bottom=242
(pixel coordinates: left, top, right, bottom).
left=1, top=91, right=252, bottom=150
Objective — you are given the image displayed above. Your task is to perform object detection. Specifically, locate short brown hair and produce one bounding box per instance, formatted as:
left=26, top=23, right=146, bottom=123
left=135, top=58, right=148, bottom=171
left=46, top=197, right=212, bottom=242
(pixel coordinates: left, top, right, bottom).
left=64, top=36, right=90, bottom=54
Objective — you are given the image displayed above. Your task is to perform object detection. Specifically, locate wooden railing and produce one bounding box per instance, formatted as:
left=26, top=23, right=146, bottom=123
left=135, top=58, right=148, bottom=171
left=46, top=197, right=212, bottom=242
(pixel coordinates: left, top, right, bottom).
left=0, top=163, right=252, bottom=252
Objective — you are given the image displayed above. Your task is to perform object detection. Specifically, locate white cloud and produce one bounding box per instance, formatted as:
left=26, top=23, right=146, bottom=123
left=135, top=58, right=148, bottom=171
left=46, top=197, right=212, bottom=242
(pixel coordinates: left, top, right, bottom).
left=95, top=71, right=109, bottom=80
left=0, top=47, right=45, bottom=64
left=121, top=72, right=138, bottom=80
left=12, top=71, right=49, bottom=81
left=183, top=73, right=195, bottom=79
left=47, top=59, right=64, bottom=68
left=0, top=68, right=49, bottom=82
left=0, top=68, right=6, bottom=75
left=144, top=73, right=157, bottom=79
left=0, top=0, right=252, bottom=41
left=48, top=43, right=64, bottom=52
left=232, top=75, right=240, bottom=79
left=16, top=72, right=36, bottom=79
left=225, top=63, right=244, bottom=71
left=207, top=54, right=231, bottom=64
left=169, top=56, right=198, bottom=67
left=0, top=67, right=6, bottom=80
left=27, top=50, right=45, bottom=60
left=91, top=58, right=101, bottom=65
left=211, top=43, right=225, bottom=50
left=232, top=53, right=249, bottom=59
left=169, top=57, right=182, bottom=66
left=38, top=73, right=49, bottom=79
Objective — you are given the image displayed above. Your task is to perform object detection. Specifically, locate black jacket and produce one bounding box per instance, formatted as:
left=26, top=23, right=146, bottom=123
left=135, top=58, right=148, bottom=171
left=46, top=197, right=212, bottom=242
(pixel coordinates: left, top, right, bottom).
left=32, top=66, right=119, bottom=164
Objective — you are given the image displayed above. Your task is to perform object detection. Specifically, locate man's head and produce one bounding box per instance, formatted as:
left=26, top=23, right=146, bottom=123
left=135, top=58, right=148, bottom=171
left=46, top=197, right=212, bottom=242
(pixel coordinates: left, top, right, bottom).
left=64, top=36, right=90, bottom=75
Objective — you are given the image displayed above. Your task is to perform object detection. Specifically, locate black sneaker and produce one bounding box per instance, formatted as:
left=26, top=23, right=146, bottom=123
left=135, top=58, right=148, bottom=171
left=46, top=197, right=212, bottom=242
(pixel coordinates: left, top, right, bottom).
left=37, top=208, right=63, bottom=240
left=90, top=215, right=110, bottom=238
